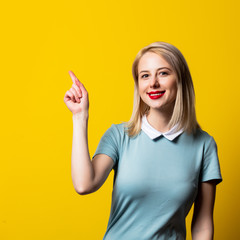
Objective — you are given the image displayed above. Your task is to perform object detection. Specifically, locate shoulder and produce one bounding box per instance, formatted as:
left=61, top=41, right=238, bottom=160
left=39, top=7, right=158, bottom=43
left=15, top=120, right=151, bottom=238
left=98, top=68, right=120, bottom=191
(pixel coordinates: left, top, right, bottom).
left=180, top=128, right=217, bottom=150
left=190, top=128, right=218, bottom=151
left=109, top=122, right=128, bottom=135
left=192, top=128, right=215, bottom=143
left=104, top=122, right=128, bottom=140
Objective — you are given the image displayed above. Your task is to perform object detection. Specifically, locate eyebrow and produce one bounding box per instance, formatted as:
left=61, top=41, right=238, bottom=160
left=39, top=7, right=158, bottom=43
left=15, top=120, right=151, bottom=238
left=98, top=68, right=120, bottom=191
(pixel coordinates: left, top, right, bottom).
left=139, top=67, right=172, bottom=74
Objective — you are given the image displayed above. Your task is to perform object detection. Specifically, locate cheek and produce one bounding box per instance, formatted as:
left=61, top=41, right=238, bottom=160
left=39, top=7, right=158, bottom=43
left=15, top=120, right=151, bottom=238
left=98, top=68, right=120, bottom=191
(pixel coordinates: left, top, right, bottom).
left=168, top=79, right=178, bottom=92
left=138, top=81, right=147, bottom=93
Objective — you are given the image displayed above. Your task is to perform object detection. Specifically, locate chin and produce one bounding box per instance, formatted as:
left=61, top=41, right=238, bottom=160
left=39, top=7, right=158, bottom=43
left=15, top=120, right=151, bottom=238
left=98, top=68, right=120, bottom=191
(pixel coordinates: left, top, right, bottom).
left=147, top=101, right=175, bottom=112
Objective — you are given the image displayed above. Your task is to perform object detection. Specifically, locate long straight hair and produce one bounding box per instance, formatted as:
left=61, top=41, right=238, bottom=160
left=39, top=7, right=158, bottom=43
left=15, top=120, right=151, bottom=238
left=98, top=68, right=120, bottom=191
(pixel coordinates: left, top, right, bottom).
left=124, top=41, right=201, bottom=137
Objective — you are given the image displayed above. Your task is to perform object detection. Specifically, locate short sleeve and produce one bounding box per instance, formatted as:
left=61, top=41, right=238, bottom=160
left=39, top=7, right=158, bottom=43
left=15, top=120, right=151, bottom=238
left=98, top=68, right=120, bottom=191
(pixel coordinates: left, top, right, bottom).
left=92, top=124, right=120, bottom=169
left=200, top=136, right=223, bottom=185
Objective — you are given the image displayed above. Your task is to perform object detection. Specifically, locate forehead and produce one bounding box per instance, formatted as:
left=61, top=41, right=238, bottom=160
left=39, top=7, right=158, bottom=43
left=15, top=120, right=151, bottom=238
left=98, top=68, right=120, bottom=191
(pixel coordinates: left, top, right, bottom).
left=138, top=51, right=172, bottom=72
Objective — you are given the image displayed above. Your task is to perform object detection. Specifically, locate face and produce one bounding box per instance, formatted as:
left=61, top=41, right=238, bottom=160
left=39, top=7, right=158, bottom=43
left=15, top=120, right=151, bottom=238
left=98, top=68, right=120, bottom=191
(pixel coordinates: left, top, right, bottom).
left=137, top=51, right=178, bottom=113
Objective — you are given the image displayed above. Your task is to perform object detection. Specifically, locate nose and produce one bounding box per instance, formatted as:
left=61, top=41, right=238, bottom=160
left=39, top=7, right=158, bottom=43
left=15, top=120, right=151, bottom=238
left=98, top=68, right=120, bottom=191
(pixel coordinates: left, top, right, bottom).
left=150, top=74, right=160, bottom=88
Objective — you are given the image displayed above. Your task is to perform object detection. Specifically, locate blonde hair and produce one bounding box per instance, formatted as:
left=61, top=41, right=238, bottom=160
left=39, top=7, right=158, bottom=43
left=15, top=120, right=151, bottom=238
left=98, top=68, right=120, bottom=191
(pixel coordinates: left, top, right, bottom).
left=124, top=41, right=201, bottom=137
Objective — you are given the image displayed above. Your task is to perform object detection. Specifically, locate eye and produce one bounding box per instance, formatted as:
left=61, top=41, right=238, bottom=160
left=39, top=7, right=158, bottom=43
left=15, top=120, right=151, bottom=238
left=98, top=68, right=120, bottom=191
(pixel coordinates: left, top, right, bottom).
left=141, top=74, right=149, bottom=79
left=159, top=71, right=168, bottom=76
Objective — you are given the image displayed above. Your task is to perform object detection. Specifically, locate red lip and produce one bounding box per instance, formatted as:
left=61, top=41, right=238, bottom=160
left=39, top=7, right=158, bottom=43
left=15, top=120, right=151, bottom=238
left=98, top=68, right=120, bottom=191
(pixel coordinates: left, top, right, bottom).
left=147, top=91, right=165, bottom=94
left=147, top=90, right=166, bottom=99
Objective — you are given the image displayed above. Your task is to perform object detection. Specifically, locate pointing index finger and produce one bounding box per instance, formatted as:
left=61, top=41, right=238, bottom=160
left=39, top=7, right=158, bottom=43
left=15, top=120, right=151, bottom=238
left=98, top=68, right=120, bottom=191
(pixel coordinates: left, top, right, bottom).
left=69, top=71, right=81, bottom=87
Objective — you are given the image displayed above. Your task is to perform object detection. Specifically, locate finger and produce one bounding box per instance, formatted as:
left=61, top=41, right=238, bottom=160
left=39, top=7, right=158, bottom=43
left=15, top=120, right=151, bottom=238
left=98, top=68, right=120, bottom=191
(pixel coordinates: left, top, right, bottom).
left=69, top=71, right=81, bottom=88
left=72, top=83, right=82, bottom=98
left=67, top=90, right=76, bottom=102
left=78, top=81, right=88, bottom=96
left=64, top=90, right=73, bottom=102
left=68, top=89, right=77, bottom=103
left=69, top=71, right=88, bottom=97
left=70, top=88, right=80, bottom=103
left=64, top=91, right=72, bottom=102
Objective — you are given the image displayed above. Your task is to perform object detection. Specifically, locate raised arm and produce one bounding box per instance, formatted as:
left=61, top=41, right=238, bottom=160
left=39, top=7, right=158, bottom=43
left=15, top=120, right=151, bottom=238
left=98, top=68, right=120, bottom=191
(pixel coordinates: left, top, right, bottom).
left=64, top=71, right=114, bottom=195
left=191, top=180, right=217, bottom=240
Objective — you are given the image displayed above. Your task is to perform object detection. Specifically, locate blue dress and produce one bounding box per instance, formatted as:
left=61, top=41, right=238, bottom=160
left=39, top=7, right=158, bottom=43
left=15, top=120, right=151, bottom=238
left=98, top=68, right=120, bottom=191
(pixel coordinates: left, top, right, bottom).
left=92, top=121, right=223, bottom=240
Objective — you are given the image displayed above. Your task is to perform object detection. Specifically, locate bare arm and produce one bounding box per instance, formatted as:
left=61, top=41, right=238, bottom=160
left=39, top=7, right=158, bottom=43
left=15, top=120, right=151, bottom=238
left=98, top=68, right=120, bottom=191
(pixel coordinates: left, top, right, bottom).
left=191, top=180, right=217, bottom=240
left=71, top=113, right=114, bottom=194
left=64, top=71, right=114, bottom=195
left=71, top=113, right=93, bottom=194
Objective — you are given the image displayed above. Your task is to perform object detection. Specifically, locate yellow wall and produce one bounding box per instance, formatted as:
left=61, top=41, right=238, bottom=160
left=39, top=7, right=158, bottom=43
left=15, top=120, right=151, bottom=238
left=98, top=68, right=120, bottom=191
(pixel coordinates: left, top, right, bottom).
left=1, top=0, right=238, bottom=239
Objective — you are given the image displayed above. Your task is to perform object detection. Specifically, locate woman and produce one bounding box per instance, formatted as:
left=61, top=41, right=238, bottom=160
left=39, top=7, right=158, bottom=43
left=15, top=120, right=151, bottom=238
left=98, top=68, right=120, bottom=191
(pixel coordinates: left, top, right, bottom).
left=64, top=41, right=223, bottom=240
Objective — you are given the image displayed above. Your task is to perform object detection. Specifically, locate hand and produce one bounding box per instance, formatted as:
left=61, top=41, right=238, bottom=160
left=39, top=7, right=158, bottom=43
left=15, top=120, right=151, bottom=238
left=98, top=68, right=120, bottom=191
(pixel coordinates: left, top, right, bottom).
left=64, top=71, right=89, bottom=115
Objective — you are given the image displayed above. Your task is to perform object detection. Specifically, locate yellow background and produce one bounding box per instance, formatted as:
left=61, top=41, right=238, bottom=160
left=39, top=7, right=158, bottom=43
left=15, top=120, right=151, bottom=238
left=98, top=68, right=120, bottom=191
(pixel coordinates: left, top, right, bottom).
left=1, top=0, right=239, bottom=239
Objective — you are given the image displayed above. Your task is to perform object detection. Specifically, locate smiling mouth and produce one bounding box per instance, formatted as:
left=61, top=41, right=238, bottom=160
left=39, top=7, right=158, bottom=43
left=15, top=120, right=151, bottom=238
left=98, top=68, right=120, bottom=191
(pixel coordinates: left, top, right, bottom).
left=147, top=91, right=166, bottom=96
left=147, top=91, right=166, bottom=99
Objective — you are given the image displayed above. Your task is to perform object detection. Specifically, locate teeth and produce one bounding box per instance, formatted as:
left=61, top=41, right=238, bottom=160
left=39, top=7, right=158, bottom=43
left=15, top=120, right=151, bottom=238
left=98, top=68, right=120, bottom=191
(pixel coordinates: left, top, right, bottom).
left=149, top=93, right=162, bottom=96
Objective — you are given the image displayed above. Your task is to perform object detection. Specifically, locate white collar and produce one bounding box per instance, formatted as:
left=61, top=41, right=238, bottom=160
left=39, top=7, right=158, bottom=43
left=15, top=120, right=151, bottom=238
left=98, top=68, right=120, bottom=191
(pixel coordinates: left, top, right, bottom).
left=141, top=115, right=184, bottom=141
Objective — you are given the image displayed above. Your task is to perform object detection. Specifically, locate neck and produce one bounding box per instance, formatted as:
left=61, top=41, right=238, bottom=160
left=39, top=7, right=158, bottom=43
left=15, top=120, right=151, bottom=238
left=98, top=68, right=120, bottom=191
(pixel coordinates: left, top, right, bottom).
left=146, top=105, right=174, bottom=133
